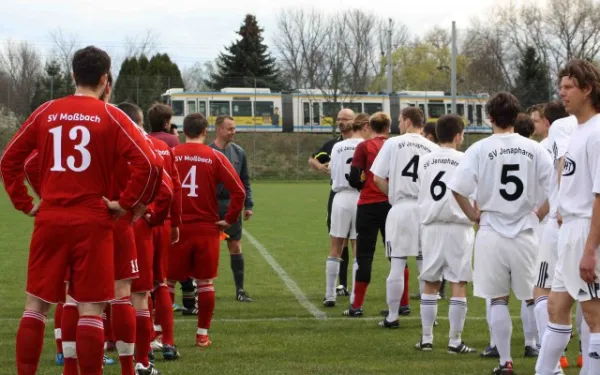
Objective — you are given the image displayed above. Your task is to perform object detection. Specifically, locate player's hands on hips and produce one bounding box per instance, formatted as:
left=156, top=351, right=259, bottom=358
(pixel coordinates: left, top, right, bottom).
left=28, top=200, right=41, bottom=217
left=580, top=249, right=598, bottom=284
left=244, top=209, right=253, bottom=221
left=102, top=197, right=127, bottom=220
left=171, top=227, right=180, bottom=244
left=215, top=220, right=231, bottom=230
left=319, top=163, right=329, bottom=174
left=132, top=203, right=147, bottom=223
left=557, top=212, right=563, bottom=227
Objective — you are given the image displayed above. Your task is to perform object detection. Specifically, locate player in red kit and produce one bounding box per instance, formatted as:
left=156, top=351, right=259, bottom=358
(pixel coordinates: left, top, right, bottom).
left=168, top=113, right=245, bottom=347
left=0, top=46, right=160, bottom=375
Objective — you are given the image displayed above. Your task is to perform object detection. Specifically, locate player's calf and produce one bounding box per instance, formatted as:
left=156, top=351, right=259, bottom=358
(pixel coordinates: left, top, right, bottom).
left=111, top=280, right=136, bottom=375
left=196, top=279, right=216, bottom=347
left=76, top=302, right=107, bottom=375
left=16, top=295, right=50, bottom=375
left=324, top=237, right=345, bottom=307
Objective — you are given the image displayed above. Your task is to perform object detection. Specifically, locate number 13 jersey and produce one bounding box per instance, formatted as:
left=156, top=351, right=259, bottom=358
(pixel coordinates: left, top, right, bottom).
left=449, top=133, right=552, bottom=238
left=417, top=147, right=471, bottom=225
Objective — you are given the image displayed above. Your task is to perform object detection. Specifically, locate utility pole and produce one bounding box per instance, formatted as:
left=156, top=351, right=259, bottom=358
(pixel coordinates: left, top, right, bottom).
left=451, top=21, right=457, bottom=113
left=386, top=18, right=393, bottom=94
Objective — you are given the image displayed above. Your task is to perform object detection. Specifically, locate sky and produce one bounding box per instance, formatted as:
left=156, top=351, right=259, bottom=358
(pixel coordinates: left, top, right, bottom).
left=2, top=0, right=515, bottom=71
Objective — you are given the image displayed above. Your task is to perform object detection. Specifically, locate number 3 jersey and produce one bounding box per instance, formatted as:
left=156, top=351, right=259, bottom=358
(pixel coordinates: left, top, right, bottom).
left=330, top=138, right=363, bottom=193
left=449, top=133, right=552, bottom=238
left=371, top=133, right=439, bottom=205
left=172, top=142, right=245, bottom=229
left=417, top=147, right=471, bottom=225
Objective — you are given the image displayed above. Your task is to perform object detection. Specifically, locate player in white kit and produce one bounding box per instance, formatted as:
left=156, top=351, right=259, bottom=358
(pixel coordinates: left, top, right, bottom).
left=323, top=115, right=369, bottom=307
left=413, top=114, right=477, bottom=354
left=371, top=107, right=438, bottom=328
left=450, top=92, right=552, bottom=375
left=536, top=60, right=600, bottom=375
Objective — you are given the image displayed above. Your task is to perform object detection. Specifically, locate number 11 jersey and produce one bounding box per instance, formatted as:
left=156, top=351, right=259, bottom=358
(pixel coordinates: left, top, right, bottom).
left=449, top=133, right=552, bottom=238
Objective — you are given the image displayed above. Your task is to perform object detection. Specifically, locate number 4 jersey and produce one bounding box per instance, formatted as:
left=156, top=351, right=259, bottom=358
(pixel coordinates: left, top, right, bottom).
left=449, top=133, right=552, bottom=238
left=417, top=147, right=471, bottom=225
left=173, top=142, right=245, bottom=230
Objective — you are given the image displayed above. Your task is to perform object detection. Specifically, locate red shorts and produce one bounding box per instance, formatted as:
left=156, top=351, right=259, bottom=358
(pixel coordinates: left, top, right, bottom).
left=113, top=218, right=139, bottom=281
left=27, top=208, right=114, bottom=304
left=152, top=220, right=171, bottom=284
left=131, top=220, right=154, bottom=293
left=168, top=223, right=220, bottom=282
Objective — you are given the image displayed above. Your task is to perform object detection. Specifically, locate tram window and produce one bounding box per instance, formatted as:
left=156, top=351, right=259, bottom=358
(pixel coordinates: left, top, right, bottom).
left=171, top=100, right=184, bottom=116
left=198, top=101, right=206, bottom=116
left=210, top=101, right=230, bottom=116
left=364, top=103, right=383, bottom=114
left=323, top=102, right=341, bottom=117
left=187, top=100, right=197, bottom=114
left=427, top=103, right=445, bottom=119
left=255, top=101, right=274, bottom=116
left=343, top=102, right=362, bottom=113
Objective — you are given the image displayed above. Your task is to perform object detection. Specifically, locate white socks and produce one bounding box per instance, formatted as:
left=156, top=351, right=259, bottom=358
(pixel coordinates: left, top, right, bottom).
left=350, top=259, right=358, bottom=305
left=449, top=297, right=467, bottom=347
left=536, top=322, right=572, bottom=375
left=325, top=257, right=340, bottom=300
left=386, top=258, right=407, bottom=322
left=522, top=300, right=538, bottom=347
left=581, top=318, right=591, bottom=374
left=420, top=294, right=438, bottom=344
left=534, top=296, right=549, bottom=347
left=486, top=299, right=495, bottom=347
left=416, top=254, right=424, bottom=295
left=490, top=300, right=512, bottom=365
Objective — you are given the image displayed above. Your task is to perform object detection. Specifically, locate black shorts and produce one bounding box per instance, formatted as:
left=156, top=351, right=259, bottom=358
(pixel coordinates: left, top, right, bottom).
left=218, top=200, right=242, bottom=241
left=326, top=189, right=335, bottom=232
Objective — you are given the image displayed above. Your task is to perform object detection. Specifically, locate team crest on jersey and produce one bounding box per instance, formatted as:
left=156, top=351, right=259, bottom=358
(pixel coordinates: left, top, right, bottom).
left=563, top=154, right=576, bottom=177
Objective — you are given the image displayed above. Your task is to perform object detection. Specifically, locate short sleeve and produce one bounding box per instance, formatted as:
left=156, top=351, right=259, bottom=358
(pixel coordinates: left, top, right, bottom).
left=351, top=142, right=366, bottom=170
left=550, top=119, right=574, bottom=162
left=370, top=140, right=392, bottom=179
left=449, top=143, right=479, bottom=198
left=589, top=130, right=600, bottom=194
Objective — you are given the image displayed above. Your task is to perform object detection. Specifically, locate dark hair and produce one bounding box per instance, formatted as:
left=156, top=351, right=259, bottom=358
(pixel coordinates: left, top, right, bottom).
left=485, top=92, right=521, bottom=129
left=170, top=124, right=178, bottom=131
left=369, top=112, right=390, bottom=133
left=183, top=113, right=208, bottom=138
left=72, top=46, right=111, bottom=88
left=215, top=115, right=234, bottom=127
left=558, top=59, right=600, bottom=112
left=543, top=100, right=569, bottom=125
left=514, top=113, right=535, bottom=138
left=401, top=107, right=424, bottom=127
left=148, top=103, right=174, bottom=132
left=436, top=115, right=464, bottom=143
left=117, top=102, right=143, bottom=126
left=352, top=113, right=370, bottom=132
left=423, top=121, right=438, bottom=143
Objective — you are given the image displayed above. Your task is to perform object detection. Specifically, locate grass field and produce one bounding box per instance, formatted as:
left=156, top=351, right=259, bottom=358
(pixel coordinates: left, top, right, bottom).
left=0, top=182, right=581, bottom=374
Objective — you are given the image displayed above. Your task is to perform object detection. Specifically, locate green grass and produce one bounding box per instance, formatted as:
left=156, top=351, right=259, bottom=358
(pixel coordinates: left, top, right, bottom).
left=0, top=182, right=581, bottom=374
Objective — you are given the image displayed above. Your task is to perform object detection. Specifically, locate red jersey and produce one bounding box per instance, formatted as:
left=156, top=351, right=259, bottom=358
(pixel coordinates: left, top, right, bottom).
left=24, top=151, right=40, bottom=197
left=173, top=142, right=245, bottom=231
left=0, top=96, right=160, bottom=214
left=352, top=136, right=389, bottom=206
left=148, top=135, right=182, bottom=227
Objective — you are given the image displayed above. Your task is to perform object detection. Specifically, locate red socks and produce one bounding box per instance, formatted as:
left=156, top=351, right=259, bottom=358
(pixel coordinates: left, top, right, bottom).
left=62, top=303, right=79, bottom=375
left=167, top=281, right=176, bottom=304
left=197, top=284, right=215, bottom=331
left=154, top=285, right=175, bottom=346
left=351, top=281, right=369, bottom=309
left=76, top=316, right=104, bottom=375
left=54, top=303, right=63, bottom=355
left=102, top=304, right=114, bottom=344
left=135, top=309, right=152, bottom=368
left=16, top=310, right=46, bottom=375
left=401, top=266, right=409, bottom=307
left=111, top=297, right=135, bottom=375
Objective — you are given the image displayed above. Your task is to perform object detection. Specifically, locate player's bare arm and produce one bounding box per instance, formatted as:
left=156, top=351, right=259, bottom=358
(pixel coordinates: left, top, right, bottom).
left=308, top=156, right=330, bottom=174
left=452, top=191, right=480, bottom=223
left=536, top=200, right=550, bottom=222
left=581, top=194, right=600, bottom=283
left=373, top=175, right=389, bottom=196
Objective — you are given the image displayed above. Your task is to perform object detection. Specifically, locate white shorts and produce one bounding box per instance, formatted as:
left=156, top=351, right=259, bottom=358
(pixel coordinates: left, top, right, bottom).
left=329, top=189, right=360, bottom=240
left=552, top=218, right=600, bottom=302
left=534, top=218, right=559, bottom=289
left=419, top=223, right=474, bottom=283
left=535, top=219, right=547, bottom=245
left=473, top=227, right=537, bottom=301
left=385, top=199, right=419, bottom=258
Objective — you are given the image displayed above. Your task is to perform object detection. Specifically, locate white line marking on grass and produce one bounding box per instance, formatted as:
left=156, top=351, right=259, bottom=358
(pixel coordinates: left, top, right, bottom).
left=243, top=228, right=327, bottom=320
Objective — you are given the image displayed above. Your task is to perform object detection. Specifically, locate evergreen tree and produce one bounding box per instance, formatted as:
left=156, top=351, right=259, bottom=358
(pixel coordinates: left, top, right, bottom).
left=208, top=14, right=283, bottom=90
left=513, top=47, right=551, bottom=110
left=30, top=59, right=74, bottom=111
left=113, top=52, right=184, bottom=124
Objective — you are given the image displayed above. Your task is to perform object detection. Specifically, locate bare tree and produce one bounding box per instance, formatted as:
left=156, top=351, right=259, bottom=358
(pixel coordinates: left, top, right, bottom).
left=0, top=41, right=42, bottom=116
left=273, top=9, right=306, bottom=89
left=182, top=61, right=214, bottom=91
left=49, top=28, right=78, bottom=74
left=124, top=30, right=159, bottom=58
left=343, top=10, right=378, bottom=92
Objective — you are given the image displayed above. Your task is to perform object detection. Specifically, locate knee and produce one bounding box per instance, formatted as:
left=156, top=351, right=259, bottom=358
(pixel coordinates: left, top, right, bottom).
left=114, top=280, right=132, bottom=299
left=131, top=292, right=149, bottom=309
left=25, top=294, right=51, bottom=315
left=581, top=303, right=600, bottom=332
left=228, top=241, right=242, bottom=255
left=547, top=297, right=571, bottom=324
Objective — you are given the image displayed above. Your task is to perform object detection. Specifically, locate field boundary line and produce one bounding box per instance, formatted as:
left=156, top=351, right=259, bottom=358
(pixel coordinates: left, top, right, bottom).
left=243, top=228, right=327, bottom=320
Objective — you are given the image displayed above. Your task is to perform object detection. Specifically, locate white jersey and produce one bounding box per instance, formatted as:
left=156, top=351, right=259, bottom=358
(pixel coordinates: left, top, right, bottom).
left=449, top=133, right=552, bottom=238
left=548, top=116, right=577, bottom=218
left=559, top=114, right=600, bottom=219
left=537, top=138, right=552, bottom=224
left=417, top=148, right=471, bottom=225
left=371, top=133, right=438, bottom=205
left=330, top=138, right=363, bottom=193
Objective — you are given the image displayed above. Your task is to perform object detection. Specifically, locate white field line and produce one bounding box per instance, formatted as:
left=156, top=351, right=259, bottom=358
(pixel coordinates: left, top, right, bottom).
left=242, top=228, right=327, bottom=320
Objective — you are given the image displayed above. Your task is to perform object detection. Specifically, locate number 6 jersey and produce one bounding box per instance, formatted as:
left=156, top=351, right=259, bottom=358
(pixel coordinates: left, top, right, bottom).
left=449, top=133, right=552, bottom=238
left=417, top=147, right=471, bottom=225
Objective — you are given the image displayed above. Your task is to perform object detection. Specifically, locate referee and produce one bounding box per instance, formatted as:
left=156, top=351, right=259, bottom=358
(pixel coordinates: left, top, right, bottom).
left=209, top=115, right=254, bottom=302
left=308, top=108, right=355, bottom=296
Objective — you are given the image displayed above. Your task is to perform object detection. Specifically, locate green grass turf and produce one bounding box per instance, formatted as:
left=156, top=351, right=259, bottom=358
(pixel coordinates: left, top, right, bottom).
left=0, top=182, right=582, bottom=374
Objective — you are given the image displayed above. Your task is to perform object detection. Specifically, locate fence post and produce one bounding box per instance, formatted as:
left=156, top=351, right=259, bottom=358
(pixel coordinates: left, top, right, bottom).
left=296, top=137, right=300, bottom=181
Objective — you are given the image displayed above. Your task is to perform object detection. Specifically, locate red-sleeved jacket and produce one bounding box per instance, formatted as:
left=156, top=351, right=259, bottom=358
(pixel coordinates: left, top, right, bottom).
left=173, top=142, right=245, bottom=231
left=24, top=151, right=40, bottom=197
left=148, top=135, right=182, bottom=227
left=0, top=96, right=160, bottom=214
